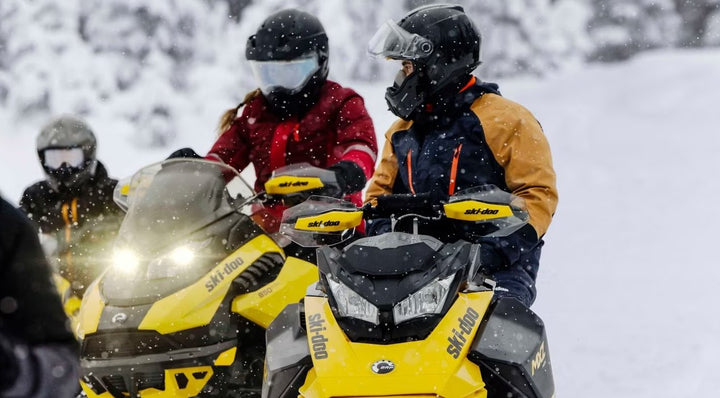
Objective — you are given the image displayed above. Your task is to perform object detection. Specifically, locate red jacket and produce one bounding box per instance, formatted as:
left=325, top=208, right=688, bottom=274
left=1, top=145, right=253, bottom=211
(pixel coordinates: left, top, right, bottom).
left=207, top=80, right=378, bottom=225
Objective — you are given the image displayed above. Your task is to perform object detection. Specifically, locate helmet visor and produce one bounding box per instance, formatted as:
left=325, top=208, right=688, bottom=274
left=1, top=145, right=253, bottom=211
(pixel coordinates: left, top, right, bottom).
left=249, top=54, right=320, bottom=95
left=43, top=148, right=85, bottom=169
left=368, top=20, right=434, bottom=60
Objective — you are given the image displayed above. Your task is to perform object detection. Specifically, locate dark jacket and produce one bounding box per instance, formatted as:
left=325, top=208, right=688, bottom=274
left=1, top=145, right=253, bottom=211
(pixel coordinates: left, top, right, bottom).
left=0, top=196, right=79, bottom=397
left=20, top=162, right=119, bottom=233
left=207, top=80, right=378, bottom=223
left=19, top=162, right=123, bottom=295
left=365, top=79, right=558, bottom=306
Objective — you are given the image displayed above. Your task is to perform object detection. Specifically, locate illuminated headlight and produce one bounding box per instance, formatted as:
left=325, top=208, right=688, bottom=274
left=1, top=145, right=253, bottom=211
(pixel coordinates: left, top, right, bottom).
left=146, top=238, right=212, bottom=280
left=393, top=274, right=455, bottom=324
left=112, top=249, right=140, bottom=274
left=168, top=246, right=195, bottom=266
left=327, top=277, right=379, bottom=325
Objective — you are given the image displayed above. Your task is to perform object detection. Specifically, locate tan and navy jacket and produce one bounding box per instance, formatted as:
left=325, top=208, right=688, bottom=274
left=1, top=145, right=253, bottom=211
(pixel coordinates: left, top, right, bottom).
left=366, top=80, right=557, bottom=240
left=365, top=80, right=557, bottom=302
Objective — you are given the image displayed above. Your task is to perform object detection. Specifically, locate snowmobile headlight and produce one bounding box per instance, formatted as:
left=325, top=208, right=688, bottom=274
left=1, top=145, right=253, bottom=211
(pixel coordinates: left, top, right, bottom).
left=146, top=238, right=213, bottom=280
left=327, top=277, right=379, bottom=325
left=112, top=249, right=140, bottom=274
left=393, top=274, right=455, bottom=324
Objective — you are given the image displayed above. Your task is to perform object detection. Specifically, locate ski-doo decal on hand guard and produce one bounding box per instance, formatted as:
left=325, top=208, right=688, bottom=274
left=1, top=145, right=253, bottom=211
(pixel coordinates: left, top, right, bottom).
left=444, top=200, right=513, bottom=222
left=265, top=175, right=324, bottom=194
left=294, top=210, right=363, bottom=232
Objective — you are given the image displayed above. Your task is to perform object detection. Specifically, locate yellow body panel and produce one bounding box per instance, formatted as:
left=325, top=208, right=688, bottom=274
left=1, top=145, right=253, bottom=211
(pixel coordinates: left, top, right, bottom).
left=80, top=366, right=213, bottom=397
left=214, top=346, right=237, bottom=366
left=52, top=274, right=82, bottom=336
left=444, top=200, right=513, bottom=222
left=295, top=210, right=364, bottom=232
left=299, top=292, right=493, bottom=398
left=265, top=176, right=324, bottom=195
left=75, top=279, right=105, bottom=339
left=232, top=256, right=317, bottom=328
left=138, top=235, right=283, bottom=334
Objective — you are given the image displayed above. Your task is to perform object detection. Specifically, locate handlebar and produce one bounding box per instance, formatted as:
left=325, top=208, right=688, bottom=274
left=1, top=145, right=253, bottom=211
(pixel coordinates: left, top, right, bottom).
left=362, top=193, right=444, bottom=220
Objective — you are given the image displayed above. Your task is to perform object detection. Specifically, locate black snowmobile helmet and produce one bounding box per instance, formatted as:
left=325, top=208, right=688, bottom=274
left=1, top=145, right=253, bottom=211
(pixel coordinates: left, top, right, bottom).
left=246, top=9, right=329, bottom=118
left=36, top=115, right=98, bottom=191
left=368, top=4, right=481, bottom=120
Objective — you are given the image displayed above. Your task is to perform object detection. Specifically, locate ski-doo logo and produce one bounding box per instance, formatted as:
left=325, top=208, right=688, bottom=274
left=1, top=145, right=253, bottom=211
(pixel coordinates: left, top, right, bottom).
left=308, top=313, right=329, bottom=360
left=371, top=359, right=395, bottom=374
left=446, top=307, right=480, bottom=359
left=111, top=312, right=128, bottom=324
left=464, top=208, right=499, bottom=215
left=278, top=181, right=309, bottom=188
left=204, top=257, right=245, bottom=292
left=531, top=341, right=547, bottom=376
left=307, top=220, right=341, bottom=228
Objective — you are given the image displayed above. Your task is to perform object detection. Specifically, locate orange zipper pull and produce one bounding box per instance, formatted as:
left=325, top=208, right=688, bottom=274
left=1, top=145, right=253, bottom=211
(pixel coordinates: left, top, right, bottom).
left=448, top=144, right=463, bottom=195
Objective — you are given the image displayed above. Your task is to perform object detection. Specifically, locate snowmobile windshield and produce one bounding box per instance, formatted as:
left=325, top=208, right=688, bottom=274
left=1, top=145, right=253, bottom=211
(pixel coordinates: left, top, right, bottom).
left=368, top=19, right=434, bottom=60
left=116, top=159, right=255, bottom=254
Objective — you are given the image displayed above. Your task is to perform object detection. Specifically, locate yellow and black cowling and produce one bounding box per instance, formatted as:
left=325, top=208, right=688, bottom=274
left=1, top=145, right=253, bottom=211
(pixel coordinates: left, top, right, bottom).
left=75, top=159, right=317, bottom=398
left=264, top=233, right=554, bottom=398
left=263, top=185, right=554, bottom=398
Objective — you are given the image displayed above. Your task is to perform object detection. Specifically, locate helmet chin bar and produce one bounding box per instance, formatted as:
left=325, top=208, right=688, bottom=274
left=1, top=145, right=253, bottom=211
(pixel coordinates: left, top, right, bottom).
left=265, top=73, right=325, bottom=119
left=45, top=160, right=98, bottom=191
left=385, top=69, right=426, bottom=121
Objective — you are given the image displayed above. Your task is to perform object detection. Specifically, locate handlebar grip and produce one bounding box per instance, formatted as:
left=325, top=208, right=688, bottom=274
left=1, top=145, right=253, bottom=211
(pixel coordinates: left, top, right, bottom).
left=364, top=193, right=442, bottom=219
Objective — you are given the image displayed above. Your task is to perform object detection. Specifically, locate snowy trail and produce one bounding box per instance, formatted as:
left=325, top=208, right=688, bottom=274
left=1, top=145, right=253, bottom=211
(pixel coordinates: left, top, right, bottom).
left=2, top=49, right=720, bottom=397
left=499, top=50, right=720, bottom=397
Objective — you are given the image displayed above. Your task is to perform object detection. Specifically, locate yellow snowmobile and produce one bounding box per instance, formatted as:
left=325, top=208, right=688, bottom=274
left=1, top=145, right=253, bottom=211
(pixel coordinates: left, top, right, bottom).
left=76, top=159, right=321, bottom=397
left=39, top=203, right=123, bottom=336
left=263, top=186, right=555, bottom=398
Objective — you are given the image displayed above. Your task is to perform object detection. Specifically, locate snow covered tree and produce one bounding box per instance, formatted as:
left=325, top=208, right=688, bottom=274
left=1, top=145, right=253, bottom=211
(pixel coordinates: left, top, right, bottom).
left=587, top=0, right=681, bottom=61
left=0, top=0, right=87, bottom=119
left=456, top=0, right=563, bottom=77
left=673, top=0, right=720, bottom=47
left=77, top=0, right=215, bottom=146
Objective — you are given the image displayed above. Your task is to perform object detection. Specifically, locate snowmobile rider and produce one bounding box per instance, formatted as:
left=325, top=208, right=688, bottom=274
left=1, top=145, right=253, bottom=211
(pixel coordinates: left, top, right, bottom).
left=1, top=195, right=80, bottom=397
left=170, top=9, right=378, bottom=232
left=19, top=115, right=123, bottom=298
left=364, top=4, right=558, bottom=307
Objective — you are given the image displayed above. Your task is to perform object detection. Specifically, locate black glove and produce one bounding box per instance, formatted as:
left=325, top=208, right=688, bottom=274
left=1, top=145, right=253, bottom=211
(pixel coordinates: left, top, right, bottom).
left=477, top=242, right=506, bottom=272
left=328, top=161, right=366, bottom=195
left=167, top=147, right=201, bottom=160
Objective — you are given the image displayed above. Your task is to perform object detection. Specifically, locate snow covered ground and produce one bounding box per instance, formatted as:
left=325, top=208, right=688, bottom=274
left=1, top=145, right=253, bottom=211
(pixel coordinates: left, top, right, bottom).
left=2, top=48, right=720, bottom=396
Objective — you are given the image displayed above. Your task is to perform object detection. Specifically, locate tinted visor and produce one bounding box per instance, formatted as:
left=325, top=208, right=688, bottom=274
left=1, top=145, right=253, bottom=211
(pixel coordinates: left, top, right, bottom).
left=249, top=54, right=320, bottom=95
left=368, top=20, right=434, bottom=60
left=43, top=148, right=85, bottom=169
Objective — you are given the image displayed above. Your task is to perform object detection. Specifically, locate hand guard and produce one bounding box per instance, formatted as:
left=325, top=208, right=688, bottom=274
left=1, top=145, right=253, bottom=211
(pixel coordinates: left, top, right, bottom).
left=264, top=162, right=365, bottom=207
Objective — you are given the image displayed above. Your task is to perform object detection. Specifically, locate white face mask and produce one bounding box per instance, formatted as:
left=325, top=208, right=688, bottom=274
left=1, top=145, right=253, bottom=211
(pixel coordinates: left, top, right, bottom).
left=248, top=54, right=320, bottom=95
left=43, top=148, right=85, bottom=169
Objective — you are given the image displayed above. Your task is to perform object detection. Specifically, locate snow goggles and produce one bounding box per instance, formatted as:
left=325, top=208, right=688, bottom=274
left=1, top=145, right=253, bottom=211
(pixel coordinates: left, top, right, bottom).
left=43, top=148, right=85, bottom=169
left=368, top=19, right=434, bottom=60
left=249, top=54, right=320, bottom=95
